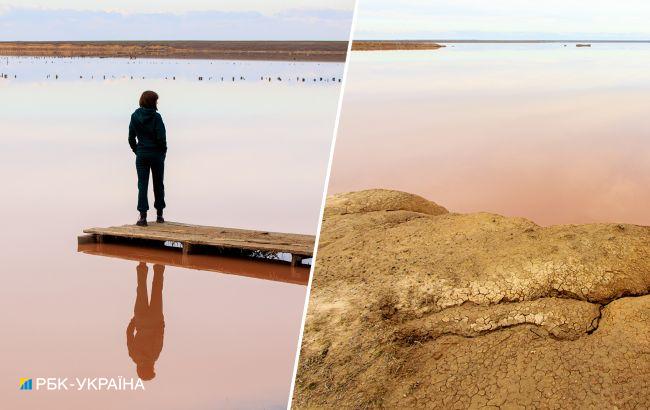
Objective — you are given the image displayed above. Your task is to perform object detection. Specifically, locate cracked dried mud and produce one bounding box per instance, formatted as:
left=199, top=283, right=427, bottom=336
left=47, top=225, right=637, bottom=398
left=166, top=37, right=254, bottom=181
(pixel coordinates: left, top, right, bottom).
left=293, top=189, right=650, bottom=409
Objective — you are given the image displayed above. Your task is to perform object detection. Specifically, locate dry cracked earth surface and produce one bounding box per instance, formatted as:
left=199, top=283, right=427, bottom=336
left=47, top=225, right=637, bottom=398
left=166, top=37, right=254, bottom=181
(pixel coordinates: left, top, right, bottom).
left=293, top=189, right=650, bottom=409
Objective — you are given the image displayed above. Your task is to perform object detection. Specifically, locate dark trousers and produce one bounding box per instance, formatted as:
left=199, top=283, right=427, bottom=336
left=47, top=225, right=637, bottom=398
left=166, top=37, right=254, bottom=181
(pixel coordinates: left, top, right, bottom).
left=135, top=263, right=164, bottom=323
left=136, top=153, right=166, bottom=212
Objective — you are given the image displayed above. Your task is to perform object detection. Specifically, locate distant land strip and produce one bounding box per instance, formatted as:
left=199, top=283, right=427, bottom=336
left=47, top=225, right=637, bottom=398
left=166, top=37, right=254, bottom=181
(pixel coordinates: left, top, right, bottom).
left=352, top=40, right=445, bottom=51
left=0, top=41, right=349, bottom=62
left=426, top=39, right=650, bottom=43
left=353, top=39, right=650, bottom=47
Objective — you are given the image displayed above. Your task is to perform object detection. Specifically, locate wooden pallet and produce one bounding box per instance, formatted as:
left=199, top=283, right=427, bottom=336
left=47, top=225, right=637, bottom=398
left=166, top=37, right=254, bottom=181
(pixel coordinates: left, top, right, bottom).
left=78, top=242, right=309, bottom=286
left=82, top=221, right=315, bottom=265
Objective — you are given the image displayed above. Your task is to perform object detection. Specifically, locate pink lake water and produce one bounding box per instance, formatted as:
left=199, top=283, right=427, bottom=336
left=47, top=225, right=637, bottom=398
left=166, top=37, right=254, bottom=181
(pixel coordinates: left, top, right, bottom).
left=330, top=44, right=650, bottom=226
left=0, top=57, right=342, bottom=409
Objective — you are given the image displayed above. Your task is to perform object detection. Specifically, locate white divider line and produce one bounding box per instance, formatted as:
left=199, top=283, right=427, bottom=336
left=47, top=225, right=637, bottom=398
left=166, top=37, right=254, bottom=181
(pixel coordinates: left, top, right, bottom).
left=285, top=1, right=361, bottom=408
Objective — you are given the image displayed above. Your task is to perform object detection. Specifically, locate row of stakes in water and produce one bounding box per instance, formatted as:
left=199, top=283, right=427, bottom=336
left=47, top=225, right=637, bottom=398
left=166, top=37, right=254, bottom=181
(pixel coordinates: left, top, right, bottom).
left=0, top=73, right=341, bottom=82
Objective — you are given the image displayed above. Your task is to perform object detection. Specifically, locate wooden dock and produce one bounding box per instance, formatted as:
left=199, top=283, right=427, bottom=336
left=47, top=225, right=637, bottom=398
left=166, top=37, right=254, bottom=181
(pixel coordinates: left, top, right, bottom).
left=81, top=222, right=315, bottom=265
left=78, top=242, right=309, bottom=285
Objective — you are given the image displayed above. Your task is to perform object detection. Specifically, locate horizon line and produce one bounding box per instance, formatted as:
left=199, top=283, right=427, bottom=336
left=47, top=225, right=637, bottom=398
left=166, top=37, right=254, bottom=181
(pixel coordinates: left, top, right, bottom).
left=354, top=39, right=650, bottom=43
left=0, top=39, right=349, bottom=43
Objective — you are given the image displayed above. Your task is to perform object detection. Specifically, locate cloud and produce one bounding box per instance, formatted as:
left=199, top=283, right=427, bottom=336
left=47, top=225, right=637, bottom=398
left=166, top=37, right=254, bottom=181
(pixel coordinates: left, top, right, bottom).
left=0, top=7, right=353, bottom=40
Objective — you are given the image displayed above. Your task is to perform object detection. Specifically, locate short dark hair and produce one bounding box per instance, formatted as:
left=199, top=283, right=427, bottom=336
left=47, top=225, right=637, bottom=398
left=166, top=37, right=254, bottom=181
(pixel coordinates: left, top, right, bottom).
left=139, top=90, right=159, bottom=110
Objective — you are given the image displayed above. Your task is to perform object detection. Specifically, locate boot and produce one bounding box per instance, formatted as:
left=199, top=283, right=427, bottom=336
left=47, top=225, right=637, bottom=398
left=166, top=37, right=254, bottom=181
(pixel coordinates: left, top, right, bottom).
left=136, top=212, right=147, bottom=227
left=156, top=209, right=164, bottom=223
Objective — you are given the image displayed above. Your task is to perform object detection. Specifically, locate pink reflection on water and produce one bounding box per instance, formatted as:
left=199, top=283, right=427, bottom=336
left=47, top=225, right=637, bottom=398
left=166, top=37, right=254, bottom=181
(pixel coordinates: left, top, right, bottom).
left=0, top=60, right=339, bottom=409
left=330, top=46, right=650, bottom=226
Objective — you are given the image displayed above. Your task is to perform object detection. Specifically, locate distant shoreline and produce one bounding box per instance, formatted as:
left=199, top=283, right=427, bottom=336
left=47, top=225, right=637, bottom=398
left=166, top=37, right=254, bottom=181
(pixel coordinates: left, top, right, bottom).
left=351, top=39, right=650, bottom=52
left=0, top=41, right=349, bottom=62
left=352, top=41, right=445, bottom=51
left=355, top=39, right=650, bottom=44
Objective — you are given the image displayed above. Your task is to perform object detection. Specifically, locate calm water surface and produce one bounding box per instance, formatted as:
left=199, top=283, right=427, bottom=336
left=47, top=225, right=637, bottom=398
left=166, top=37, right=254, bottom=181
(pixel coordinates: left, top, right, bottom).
left=331, top=44, right=650, bottom=226
left=0, top=57, right=342, bottom=409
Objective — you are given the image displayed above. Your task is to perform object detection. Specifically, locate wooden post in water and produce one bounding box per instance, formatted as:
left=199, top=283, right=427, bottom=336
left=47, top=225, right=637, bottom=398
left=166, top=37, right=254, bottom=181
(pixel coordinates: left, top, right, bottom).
left=291, top=254, right=303, bottom=267
left=181, top=242, right=192, bottom=264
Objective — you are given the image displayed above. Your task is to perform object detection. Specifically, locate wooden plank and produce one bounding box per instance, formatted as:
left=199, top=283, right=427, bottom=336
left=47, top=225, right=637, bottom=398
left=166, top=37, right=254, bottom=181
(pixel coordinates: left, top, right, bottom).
left=83, top=221, right=315, bottom=257
left=78, top=242, right=309, bottom=286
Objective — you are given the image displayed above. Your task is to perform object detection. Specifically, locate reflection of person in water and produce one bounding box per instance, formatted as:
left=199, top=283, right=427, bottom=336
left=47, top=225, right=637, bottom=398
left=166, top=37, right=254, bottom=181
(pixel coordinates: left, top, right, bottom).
left=127, top=262, right=165, bottom=381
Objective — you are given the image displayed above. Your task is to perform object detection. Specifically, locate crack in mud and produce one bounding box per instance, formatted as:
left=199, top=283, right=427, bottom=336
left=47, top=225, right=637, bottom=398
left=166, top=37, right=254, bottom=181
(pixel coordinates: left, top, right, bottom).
left=392, top=291, right=650, bottom=345
left=294, top=190, right=650, bottom=409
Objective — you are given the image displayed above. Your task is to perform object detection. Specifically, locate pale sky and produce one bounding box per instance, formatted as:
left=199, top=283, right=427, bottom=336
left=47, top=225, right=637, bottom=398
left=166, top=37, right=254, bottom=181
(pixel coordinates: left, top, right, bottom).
left=0, top=1, right=354, bottom=14
left=355, top=0, right=650, bottom=40
left=0, top=1, right=354, bottom=40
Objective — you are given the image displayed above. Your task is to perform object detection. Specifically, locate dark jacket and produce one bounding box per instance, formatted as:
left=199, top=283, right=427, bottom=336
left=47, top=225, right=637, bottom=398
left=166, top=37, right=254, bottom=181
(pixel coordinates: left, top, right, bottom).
left=127, top=318, right=164, bottom=366
left=129, top=107, right=167, bottom=154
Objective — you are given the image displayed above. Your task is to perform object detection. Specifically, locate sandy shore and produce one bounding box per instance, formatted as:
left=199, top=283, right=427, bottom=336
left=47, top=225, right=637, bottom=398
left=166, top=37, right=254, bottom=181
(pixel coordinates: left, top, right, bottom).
left=352, top=40, right=445, bottom=51
left=0, top=41, right=349, bottom=62
left=293, top=189, right=650, bottom=408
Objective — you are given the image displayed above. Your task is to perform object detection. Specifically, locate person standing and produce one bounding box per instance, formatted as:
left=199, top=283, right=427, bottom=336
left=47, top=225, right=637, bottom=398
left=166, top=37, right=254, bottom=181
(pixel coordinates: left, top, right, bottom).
left=129, top=90, right=167, bottom=226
